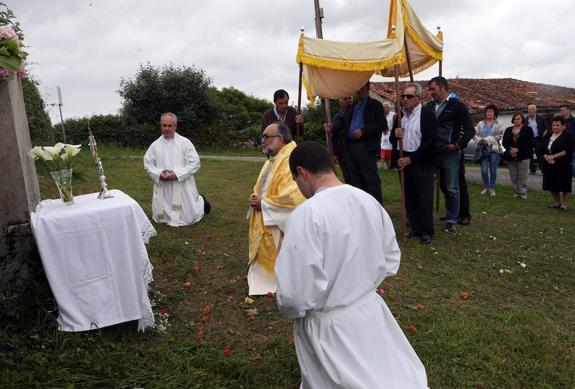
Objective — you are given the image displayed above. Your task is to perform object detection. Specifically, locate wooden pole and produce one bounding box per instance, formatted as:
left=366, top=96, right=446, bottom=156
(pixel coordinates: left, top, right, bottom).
left=403, top=33, right=414, bottom=82
left=313, top=0, right=333, bottom=158
left=296, top=59, right=303, bottom=143
left=436, top=26, right=442, bottom=211
left=393, top=64, right=407, bottom=240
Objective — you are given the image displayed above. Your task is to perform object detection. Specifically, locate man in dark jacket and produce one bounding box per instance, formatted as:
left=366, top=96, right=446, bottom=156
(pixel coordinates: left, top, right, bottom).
left=526, top=104, right=547, bottom=174
left=324, top=81, right=386, bottom=204
left=426, top=76, right=474, bottom=233
left=330, top=97, right=353, bottom=182
left=559, top=105, right=575, bottom=176
left=261, top=89, right=303, bottom=139
left=390, top=83, right=437, bottom=245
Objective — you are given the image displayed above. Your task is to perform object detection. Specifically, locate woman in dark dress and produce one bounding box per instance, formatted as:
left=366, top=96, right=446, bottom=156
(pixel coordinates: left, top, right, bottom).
left=542, top=116, right=574, bottom=210
left=502, top=112, right=534, bottom=199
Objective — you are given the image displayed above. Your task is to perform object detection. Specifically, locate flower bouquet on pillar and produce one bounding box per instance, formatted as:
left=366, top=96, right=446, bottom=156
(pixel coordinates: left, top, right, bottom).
left=29, top=143, right=81, bottom=205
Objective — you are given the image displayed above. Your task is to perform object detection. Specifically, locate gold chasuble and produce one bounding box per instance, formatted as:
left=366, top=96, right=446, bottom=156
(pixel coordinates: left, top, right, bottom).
left=248, top=141, right=305, bottom=277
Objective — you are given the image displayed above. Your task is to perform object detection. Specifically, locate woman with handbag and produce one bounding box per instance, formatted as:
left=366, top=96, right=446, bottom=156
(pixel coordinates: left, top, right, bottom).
left=474, top=104, right=503, bottom=196
left=502, top=112, right=534, bottom=199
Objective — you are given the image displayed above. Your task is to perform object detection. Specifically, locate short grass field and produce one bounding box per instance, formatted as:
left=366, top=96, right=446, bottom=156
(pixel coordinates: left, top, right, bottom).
left=2, top=145, right=574, bottom=388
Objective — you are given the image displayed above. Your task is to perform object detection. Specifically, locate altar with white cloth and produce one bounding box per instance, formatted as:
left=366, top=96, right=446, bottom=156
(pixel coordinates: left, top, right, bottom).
left=31, top=189, right=157, bottom=332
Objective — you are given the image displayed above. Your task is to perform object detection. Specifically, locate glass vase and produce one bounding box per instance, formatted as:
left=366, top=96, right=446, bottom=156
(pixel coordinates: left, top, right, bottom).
left=50, top=169, right=74, bottom=205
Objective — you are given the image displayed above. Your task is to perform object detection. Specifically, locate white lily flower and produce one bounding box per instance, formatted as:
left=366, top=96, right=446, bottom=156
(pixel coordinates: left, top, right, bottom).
left=61, top=144, right=82, bottom=161
left=43, top=143, right=65, bottom=158
left=28, top=146, right=52, bottom=160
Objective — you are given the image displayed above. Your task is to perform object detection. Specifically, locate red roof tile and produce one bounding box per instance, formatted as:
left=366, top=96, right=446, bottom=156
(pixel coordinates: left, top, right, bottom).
left=371, top=78, right=575, bottom=114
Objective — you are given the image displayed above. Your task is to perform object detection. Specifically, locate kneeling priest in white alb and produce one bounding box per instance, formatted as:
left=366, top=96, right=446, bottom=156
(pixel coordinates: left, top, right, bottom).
left=144, top=112, right=210, bottom=227
left=276, top=141, right=427, bottom=389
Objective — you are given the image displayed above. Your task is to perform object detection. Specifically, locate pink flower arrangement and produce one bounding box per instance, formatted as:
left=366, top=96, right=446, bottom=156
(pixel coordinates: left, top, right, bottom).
left=0, top=25, right=18, bottom=41
left=0, top=24, right=27, bottom=79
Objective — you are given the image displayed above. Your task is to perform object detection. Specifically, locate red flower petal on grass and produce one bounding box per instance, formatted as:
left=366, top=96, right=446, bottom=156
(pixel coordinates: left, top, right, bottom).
left=450, top=300, right=457, bottom=305
left=203, top=305, right=212, bottom=315
left=266, top=292, right=274, bottom=297
left=460, top=291, right=470, bottom=300
left=193, top=264, right=201, bottom=273
left=202, top=315, right=211, bottom=323
left=160, top=307, right=169, bottom=315
left=377, top=288, right=385, bottom=296
left=223, top=348, right=234, bottom=356
left=247, top=313, right=255, bottom=321
left=196, top=330, right=205, bottom=340
left=183, top=282, right=192, bottom=290
left=407, top=324, right=416, bottom=333
left=415, top=304, right=424, bottom=311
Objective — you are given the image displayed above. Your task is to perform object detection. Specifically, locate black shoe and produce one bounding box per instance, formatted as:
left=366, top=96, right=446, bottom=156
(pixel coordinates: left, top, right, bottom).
left=444, top=222, right=457, bottom=233
left=202, top=194, right=211, bottom=215
left=419, top=233, right=432, bottom=245
left=439, top=215, right=447, bottom=221
left=458, top=216, right=471, bottom=225
left=406, top=230, right=419, bottom=238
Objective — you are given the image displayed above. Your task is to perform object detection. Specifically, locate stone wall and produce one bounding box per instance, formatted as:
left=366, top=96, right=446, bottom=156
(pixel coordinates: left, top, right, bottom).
left=0, top=76, right=42, bottom=319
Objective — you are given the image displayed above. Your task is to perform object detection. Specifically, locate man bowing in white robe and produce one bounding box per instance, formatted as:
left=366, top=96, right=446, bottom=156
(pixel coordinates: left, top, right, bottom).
left=276, top=141, right=427, bottom=389
left=144, top=112, right=210, bottom=227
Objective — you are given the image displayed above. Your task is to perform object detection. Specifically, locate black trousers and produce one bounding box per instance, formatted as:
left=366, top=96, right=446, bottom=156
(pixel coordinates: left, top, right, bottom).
left=404, top=162, right=435, bottom=235
left=344, top=142, right=383, bottom=204
left=458, top=152, right=471, bottom=219
left=530, top=137, right=542, bottom=173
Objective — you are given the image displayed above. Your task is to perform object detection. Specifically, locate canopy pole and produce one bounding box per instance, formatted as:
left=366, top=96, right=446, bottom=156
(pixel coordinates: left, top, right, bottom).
left=296, top=59, right=303, bottom=143
left=393, top=64, right=407, bottom=240
left=403, top=33, right=414, bottom=82
left=313, top=0, right=333, bottom=158
left=436, top=25, right=442, bottom=211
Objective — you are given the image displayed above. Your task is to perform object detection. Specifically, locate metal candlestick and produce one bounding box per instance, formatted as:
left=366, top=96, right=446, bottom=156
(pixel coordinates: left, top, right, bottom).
left=87, top=126, right=113, bottom=200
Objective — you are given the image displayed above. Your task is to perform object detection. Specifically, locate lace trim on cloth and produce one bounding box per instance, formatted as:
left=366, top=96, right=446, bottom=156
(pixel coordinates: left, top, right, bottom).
left=141, top=221, right=157, bottom=245
left=138, top=219, right=157, bottom=332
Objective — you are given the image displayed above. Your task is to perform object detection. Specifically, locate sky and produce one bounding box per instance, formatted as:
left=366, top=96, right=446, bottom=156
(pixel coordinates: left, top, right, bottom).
left=5, top=0, right=575, bottom=123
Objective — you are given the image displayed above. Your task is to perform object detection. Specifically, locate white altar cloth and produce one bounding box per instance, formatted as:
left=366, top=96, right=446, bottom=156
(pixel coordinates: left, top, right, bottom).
left=31, top=189, right=157, bottom=332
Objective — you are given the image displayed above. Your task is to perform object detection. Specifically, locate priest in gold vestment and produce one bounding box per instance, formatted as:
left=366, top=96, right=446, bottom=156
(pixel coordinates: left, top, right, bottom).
left=247, top=122, right=305, bottom=295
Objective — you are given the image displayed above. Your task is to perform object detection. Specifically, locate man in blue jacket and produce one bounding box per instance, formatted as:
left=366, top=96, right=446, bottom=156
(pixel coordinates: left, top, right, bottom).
left=324, top=81, right=386, bottom=204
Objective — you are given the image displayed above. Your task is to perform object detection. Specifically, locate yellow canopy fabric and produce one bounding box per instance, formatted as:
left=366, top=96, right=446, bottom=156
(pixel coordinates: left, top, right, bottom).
left=378, top=0, right=443, bottom=77
left=296, top=0, right=443, bottom=102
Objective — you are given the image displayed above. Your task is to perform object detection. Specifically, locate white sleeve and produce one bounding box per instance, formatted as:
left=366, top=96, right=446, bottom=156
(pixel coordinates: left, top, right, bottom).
left=275, top=208, right=329, bottom=319
left=143, top=145, right=162, bottom=184
left=261, top=200, right=293, bottom=231
left=381, top=209, right=401, bottom=278
left=174, top=141, right=201, bottom=181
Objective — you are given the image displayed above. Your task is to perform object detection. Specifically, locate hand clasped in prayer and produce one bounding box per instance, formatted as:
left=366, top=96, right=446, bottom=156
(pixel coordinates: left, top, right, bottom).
left=160, top=170, right=177, bottom=181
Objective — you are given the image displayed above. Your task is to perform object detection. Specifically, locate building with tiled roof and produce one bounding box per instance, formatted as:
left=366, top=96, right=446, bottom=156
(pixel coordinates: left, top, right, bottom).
left=370, top=78, right=575, bottom=121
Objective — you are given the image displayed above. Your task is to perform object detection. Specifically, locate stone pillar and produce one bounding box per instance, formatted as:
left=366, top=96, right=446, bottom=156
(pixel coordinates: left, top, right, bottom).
left=0, top=76, right=41, bottom=317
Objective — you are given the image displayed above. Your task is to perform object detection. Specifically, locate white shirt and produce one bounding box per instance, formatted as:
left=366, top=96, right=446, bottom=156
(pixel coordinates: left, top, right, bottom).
left=401, top=103, right=423, bottom=152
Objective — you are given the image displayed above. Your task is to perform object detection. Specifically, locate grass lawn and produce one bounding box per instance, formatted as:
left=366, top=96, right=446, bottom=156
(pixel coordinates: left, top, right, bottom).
left=2, top=145, right=574, bottom=388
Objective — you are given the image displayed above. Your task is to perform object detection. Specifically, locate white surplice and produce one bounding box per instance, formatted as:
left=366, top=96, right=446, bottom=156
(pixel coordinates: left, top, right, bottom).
left=276, top=185, right=427, bottom=389
left=144, top=133, right=205, bottom=226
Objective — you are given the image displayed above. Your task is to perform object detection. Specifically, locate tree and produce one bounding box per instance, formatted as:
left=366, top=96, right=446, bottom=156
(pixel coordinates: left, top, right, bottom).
left=22, top=78, right=52, bottom=141
left=217, top=86, right=271, bottom=131
left=118, top=63, right=219, bottom=139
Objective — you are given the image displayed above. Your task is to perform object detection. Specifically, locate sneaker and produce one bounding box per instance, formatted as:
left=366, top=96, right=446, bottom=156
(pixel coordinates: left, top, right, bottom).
left=489, top=189, right=496, bottom=196
left=480, top=188, right=488, bottom=195
left=444, top=222, right=457, bottom=233
left=458, top=216, right=471, bottom=225
left=519, top=194, right=527, bottom=200
left=419, top=233, right=432, bottom=245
